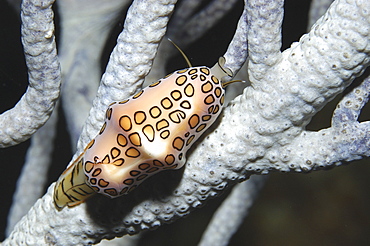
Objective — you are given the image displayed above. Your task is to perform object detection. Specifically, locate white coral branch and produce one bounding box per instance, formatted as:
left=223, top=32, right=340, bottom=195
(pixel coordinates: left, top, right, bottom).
left=0, top=0, right=61, bottom=147
left=285, top=74, right=370, bottom=172
left=75, top=0, right=178, bottom=158
left=168, top=0, right=240, bottom=47
left=247, top=0, right=284, bottom=79
left=6, top=108, right=58, bottom=235
left=308, top=0, right=334, bottom=28
left=58, top=0, right=132, bottom=146
left=198, top=175, right=267, bottom=246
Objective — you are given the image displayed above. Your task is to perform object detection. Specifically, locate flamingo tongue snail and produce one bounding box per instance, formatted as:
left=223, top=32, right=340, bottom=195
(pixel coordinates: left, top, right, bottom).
left=53, top=55, right=235, bottom=210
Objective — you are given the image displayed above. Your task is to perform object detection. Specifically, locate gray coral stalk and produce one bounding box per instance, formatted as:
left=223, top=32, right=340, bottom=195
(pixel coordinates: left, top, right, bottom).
left=0, top=0, right=61, bottom=147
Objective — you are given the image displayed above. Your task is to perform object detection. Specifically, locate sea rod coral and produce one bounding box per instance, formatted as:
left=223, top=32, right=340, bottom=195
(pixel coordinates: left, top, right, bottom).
left=1, top=0, right=370, bottom=245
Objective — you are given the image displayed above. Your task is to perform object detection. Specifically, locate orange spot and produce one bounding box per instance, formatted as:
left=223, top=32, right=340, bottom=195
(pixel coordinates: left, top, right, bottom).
left=188, top=68, right=197, bottom=75
left=202, top=115, right=211, bottom=121
left=119, top=116, right=132, bottom=131
left=153, top=160, right=164, bottom=167
left=125, top=147, right=140, bottom=158
left=113, top=158, right=124, bottom=166
left=204, top=95, right=215, bottom=105
left=156, top=119, right=169, bottom=131
left=117, top=134, right=128, bottom=147
left=171, top=90, right=182, bottom=101
left=120, top=187, right=128, bottom=195
left=139, top=163, right=150, bottom=170
left=160, top=130, right=170, bottom=139
left=106, top=108, right=113, bottom=120
left=165, top=154, right=175, bottom=165
left=149, top=106, right=161, bottom=118
left=143, top=124, right=155, bottom=142
left=129, top=132, right=142, bottom=146
left=200, top=68, right=210, bottom=75
left=104, top=188, right=118, bottom=196
left=102, top=155, right=110, bottom=164
left=161, top=97, right=173, bottom=109
left=123, top=179, right=134, bottom=185
left=201, top=82, right=213, bottom=93
left=220, top=95, right=225, bottom=105
left=184, top=84, right=194, bottom=97
left=130, top=170, right=140, bottom=176
left=214, top=87, right=222, bottom=98
left=186, top=135, right=195, bottom=146
left=196, top=124, right=207, bottom=132
left=149, top=80, right=161, bottom=87
left=180, top=101, right=191, bottom=109
left=173, top=137, right=184, bottom=151
left=92, top=168, right=102, bottom=177
left=176, top=75, right=188, bottom=86
left=134, top=111, right=146, bottom=125
left=119, top=99, right=129, bottom=104
left=133, top=90, right=143, bottom=99
left=99, top=122, right=106, bottom=135
left=85, top=161, right=94, bottom=173
left=211, top=75, right=219, bottom=84
left=164, top=73, right=173, bottom=78
left=188, top=114, right=200, bottom=129
left=177, top=69, right=188, bottom=74
left=86, top=139, right=95, bottom=149
left=213, top=105, right=220, bottom=114
left=98, top=179, right=109, bottom=187
left=111, top=147, right=121, bottom=158
left=208, top=106, right=214, bottom=114
left=169, top=110, right=186, bottom=123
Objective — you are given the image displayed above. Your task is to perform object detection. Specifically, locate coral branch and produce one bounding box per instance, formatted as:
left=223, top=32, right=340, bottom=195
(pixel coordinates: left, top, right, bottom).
left=6, top=109, right=58, bottom=235
left=247, top=0, right=284, bottom=80
left=224, top=0, right=248, bottom=75
left=333, top=75, right=370, bottom=125
left=75, top=0, right=178, bottom=158
left=58, top=0, right=132, bottom=146
left=0, top=0, right=61, bottom=147
left=168, top=0, right=240, bottom=47
left=279, top=71, right=370, bottom=171
left=308, top=0, right=334, bottom=28
left=198, top=175, right=267, bottom=246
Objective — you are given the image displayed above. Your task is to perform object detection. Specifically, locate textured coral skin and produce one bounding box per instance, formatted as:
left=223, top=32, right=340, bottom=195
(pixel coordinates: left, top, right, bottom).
left=0, top=0, right=61, bottom=148
left=1, top=0, right=370, bottom=245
